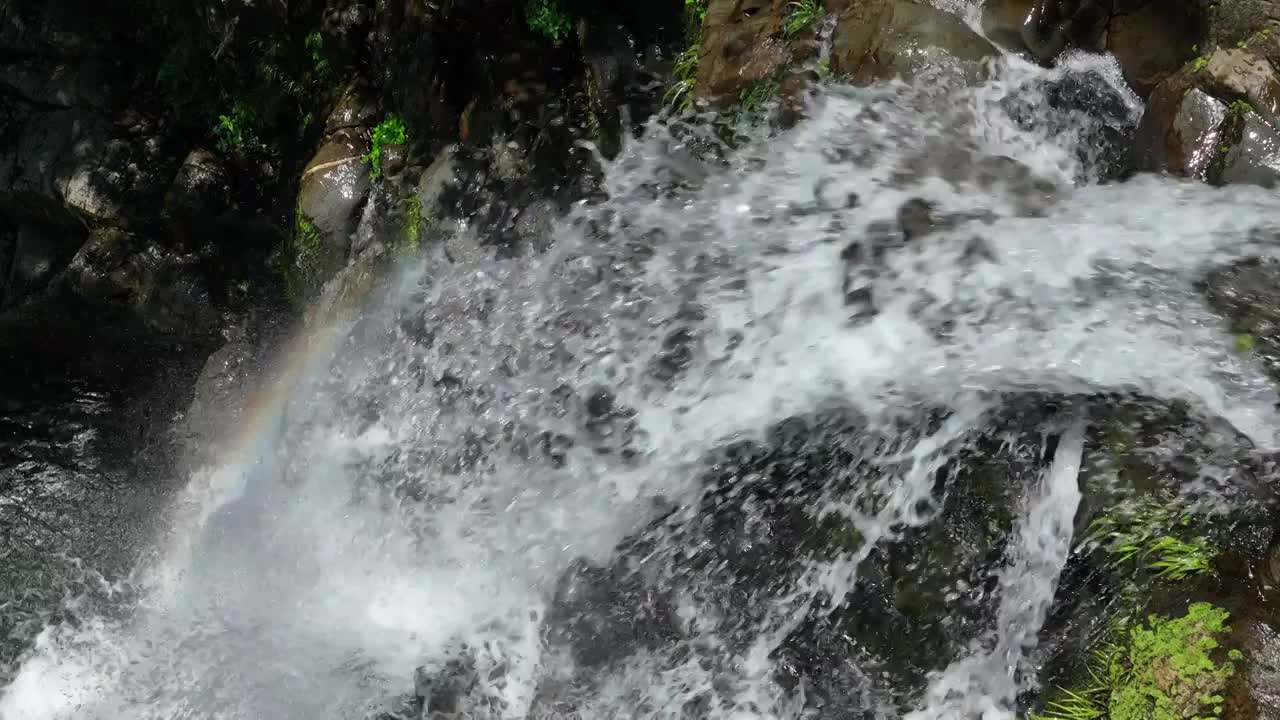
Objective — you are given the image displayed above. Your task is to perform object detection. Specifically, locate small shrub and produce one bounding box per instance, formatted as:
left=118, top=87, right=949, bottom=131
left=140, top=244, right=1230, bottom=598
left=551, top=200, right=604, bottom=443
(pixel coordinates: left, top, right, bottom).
left=784, top=0, right=823, bottom=37
left=213, top=101, right=260, bottom=153
left=527, top=0, right=573, bottom=45
left=366, top=114, right=408, bottom=178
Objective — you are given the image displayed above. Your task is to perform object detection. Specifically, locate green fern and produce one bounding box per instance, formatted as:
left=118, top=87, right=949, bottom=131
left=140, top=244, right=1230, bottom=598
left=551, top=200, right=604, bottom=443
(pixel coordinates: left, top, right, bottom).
left=783, top=0, right=822, bottom=37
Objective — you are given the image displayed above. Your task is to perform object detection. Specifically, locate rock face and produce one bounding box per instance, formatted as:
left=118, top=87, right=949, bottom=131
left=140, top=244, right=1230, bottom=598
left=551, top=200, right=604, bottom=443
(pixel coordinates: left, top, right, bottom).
left=830, top=0, right=998, bottom=83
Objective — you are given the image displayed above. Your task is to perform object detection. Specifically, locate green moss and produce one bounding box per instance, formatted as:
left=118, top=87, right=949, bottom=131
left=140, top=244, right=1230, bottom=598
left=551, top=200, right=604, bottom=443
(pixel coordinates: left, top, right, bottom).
left=366, top=114, right=408, bottom=178
left=783, top=0, right=823, bottom=37
left=526, top=0, right=573, bottom=45
left=1234, top=333, right=1256, bottom=353
left=1083, top=498, right=1218, bottom=581
left=403, top=195, right=423, bottom=253
left=1037, top=604, right=1239, bottom=720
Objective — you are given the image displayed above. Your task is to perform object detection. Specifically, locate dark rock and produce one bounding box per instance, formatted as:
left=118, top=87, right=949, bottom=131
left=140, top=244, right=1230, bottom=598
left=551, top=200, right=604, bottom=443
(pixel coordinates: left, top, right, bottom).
left=62, top=227, right=218, bottom=335
left=163, top=149, right=233, bottom=251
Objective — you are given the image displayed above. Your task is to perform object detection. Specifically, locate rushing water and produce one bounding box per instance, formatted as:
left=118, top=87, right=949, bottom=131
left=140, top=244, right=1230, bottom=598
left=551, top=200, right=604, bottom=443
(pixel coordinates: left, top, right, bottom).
left=6, top=50, right=1280, bottom=720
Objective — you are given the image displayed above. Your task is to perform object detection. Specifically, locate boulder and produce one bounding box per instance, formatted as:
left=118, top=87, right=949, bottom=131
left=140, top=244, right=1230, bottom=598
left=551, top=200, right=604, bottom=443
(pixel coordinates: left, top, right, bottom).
left=695, top=0, right=794, bottom=99
left=1132, top=75, right=1228, bottom=179
left=1201, top=49, right=1280, bottom=130
left=163, top=148, right=233, bottom=251
left=293, top=127, right=373, bottom=295
left=830, top=0, right=998, bottom=84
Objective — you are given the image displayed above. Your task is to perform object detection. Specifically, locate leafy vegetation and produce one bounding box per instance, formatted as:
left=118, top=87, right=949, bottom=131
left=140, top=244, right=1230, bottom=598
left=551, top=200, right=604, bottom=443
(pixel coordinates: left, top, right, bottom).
left=732, top=80, right=779, bottom=126
left=527, top=0, right=573, bottom=45
left=1082, top=498, right=1219, bottom=581
left=1228, top=99, right=1254, bottom=117
left=1035, top=604, right=1240, bottom=720
left=1191, top=55, right=1210, bottom=73
left=366, top=115, right=409, bottom=178
left=213, top=101, right=261, bottom=153
left=784, top=0, right=823, bottom=37
left=664, top=43, right=703, bottom=112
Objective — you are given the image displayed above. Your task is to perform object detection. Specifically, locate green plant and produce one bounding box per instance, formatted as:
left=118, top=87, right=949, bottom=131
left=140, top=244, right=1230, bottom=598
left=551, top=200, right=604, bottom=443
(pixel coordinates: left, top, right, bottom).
left=1083, top=498, right=1218, bottom=580
left=664, top=42, right=702, bottom=111
left=1191, top=55, right=1210, bottom=73
left=305, top=31, right=335, bottom=86
left=732, top=80, right=779, bottom=126
left=213, top=101, right=260, bottom=153
left=527, top=0, right=573, bottom=45
left=1228, top=99, right=1254, bottom=116
left=1036, top=604, right=1240, bottom=720
left=784, top=0, right=823, bottom=37
left=1234, top=333, right=1256, bottom=353
left=366, top=114, right=408, bottom=178
left=685, top=0, right=708, bottom=25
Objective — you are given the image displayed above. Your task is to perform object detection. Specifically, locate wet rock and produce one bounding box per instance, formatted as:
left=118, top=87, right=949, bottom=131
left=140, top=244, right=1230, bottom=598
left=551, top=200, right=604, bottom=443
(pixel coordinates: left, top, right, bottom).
left=1227, top=617, right=1280, bottom=719
left=545, top=558, right=681, bottom=668
left=982, top=0, right=1198, bottom=96
left=303, top=242, right=392, bottom=332
left=325, top=81, right=380, bottom=135
left=830, top=0, right=998, bottom=84
left=294, top=127, right=373, bottom=294
left=1220, top=112, right=1280, bottom=187
left=1133, top=75, right=1228, bottom=179
left=1204, top=258, right=1280, bottom=383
